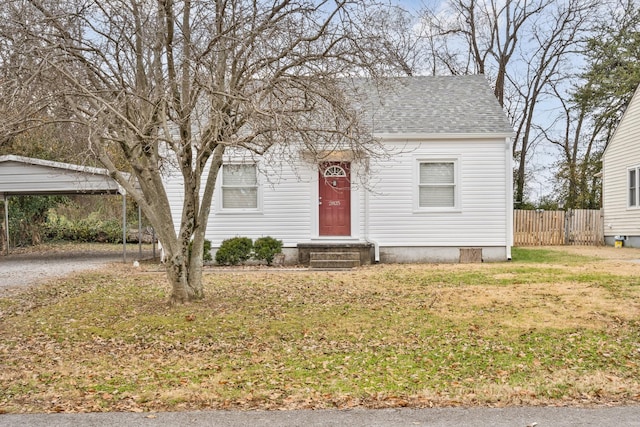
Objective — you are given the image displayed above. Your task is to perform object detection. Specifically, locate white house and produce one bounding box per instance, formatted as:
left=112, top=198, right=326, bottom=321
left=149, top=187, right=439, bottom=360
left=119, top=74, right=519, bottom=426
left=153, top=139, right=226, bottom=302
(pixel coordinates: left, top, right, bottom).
left=602, top=83, right=640, bottom=248
left=164, top=75, right=515, bottom=266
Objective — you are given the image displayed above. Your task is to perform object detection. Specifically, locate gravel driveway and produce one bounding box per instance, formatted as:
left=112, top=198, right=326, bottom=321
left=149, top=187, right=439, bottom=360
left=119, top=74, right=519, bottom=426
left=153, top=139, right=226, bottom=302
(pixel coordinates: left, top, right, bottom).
left=0, top=246, right=151, bottom=290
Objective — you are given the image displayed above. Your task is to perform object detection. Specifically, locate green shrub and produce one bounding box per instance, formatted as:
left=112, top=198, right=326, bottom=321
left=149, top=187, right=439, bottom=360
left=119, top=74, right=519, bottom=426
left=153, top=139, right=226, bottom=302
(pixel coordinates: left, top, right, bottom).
left=215, top=237, right=253, bottom=265
left=44, top=210, right=122, bottom=243
left=253, top=236, right=283, bottom=265
left=8, top=196, right=68, bottom=246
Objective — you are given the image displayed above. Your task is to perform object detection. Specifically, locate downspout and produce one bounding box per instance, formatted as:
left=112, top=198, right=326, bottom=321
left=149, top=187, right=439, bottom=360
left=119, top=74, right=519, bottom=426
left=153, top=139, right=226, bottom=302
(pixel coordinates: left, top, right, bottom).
left=138, top=204, right=142, bottom=259
left=364, top=183, right=380, bottom=263
left=3, top=194, right=9, bottom=256
left=506, top=137, right=513, bottom=260
left=121, top=190, right=127, bottom=263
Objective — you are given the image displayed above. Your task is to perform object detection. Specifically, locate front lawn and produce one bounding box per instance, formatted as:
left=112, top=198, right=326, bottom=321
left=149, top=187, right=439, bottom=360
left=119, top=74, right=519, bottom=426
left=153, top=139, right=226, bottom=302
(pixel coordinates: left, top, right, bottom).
left=1, top=247, right=639, bottom=413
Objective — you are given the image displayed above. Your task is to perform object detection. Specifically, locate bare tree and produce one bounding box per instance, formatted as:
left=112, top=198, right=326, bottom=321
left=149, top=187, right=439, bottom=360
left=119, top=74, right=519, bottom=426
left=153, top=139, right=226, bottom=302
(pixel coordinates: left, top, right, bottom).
left=419, top=0, right=602, bottom=206
left=544, top=81, right=605, bottom=209
left=1, top=0, right=400, bottom=303
left=544, top=0, right=640, bottom=209
left=355, top=5, right=428, bottom=76
left=420, top=0, right=553, bottom=102
left=509, top=0, right=600, bottom=207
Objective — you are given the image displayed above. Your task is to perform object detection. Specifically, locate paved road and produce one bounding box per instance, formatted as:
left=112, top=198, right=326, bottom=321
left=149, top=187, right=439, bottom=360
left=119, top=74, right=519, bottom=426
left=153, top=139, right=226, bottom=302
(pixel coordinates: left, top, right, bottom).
left=1, top=406, right=639, bottom=427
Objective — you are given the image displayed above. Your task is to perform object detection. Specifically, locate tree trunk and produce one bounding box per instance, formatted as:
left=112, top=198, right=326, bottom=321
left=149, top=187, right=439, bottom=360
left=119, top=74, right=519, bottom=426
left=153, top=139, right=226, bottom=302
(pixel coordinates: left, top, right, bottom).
left=515, top=155, right=526, bottom=208
left=163, top=146, right=224, bottom=304
left=166, top=248, right=204, bottom=304
left=187, top=238, right=204, bottom=300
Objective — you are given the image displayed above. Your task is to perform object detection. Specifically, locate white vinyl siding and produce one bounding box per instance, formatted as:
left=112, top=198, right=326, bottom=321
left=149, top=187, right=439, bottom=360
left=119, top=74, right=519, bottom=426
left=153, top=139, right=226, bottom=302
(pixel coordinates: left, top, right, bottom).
left=163, top=156, right=323, bottom=248
left=418, top=161, right=456, bottom=209
left=602, top=83, right=640, bottom=238
left=163, top=138, right=510, bottom=251
left=205, top=158, right=363, bottom=246
left=221, top=164, right=258, bottom=210
left=369, top=139, right=508, bottom=247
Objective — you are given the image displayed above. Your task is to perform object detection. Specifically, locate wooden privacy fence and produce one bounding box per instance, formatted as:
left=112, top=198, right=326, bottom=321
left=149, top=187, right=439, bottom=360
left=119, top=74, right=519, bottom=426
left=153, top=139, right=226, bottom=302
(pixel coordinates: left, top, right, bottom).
left=514, top=209, right=604, bottom=246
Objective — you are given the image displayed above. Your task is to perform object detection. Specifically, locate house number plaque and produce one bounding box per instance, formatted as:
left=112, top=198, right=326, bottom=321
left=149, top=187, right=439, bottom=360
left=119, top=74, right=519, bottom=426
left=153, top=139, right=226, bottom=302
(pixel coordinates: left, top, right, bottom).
left=328, top=200, right=341, bottom=206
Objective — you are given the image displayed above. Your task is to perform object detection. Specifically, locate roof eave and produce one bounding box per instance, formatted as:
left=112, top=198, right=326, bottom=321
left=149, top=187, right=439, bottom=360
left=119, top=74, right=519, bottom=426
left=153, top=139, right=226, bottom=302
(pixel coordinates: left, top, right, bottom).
left=373, top=132, right=515, bottom=140
left=0, top=154, right=114, bottom=177
left=0, top=155, right=131, bottom=195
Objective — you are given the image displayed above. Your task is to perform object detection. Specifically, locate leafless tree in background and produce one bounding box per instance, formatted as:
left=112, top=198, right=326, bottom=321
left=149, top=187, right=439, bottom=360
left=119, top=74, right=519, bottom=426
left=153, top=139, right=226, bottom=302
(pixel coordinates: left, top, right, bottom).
left=543, top=0, right=640, bottom=209
left=418, top=0, right=602, bottom=206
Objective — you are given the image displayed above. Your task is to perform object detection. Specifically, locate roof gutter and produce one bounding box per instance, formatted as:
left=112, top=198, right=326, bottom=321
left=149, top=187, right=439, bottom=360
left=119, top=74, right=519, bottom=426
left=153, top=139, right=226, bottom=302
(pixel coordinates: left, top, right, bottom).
left=373, top=132, right=516, bottom=140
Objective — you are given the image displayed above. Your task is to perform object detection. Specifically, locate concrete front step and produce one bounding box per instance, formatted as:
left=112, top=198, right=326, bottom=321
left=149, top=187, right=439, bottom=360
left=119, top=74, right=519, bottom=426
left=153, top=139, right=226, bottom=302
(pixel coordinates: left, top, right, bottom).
left=310, top=251, right=360, bottom=261
left=309, top=251, right=360, bottom=270
left=297, top=243, right=373, bottom=266
left=309, top=259, right=360, bottom=270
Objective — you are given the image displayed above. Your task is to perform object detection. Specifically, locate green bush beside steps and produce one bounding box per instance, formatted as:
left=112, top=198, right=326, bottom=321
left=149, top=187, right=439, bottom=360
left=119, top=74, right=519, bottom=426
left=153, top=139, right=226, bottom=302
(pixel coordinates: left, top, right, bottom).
left=215, top=236, right=283, bottom=266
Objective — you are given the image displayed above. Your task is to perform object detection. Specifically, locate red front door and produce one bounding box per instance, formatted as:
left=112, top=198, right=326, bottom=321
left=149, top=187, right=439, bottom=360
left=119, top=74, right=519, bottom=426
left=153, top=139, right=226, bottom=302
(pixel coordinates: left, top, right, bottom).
left=319, top=162, right=351, bottom=236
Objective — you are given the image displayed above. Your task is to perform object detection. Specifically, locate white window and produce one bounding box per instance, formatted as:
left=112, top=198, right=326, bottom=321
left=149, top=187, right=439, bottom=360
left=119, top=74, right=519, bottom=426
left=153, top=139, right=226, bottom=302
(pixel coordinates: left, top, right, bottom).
left=417, top=160, right=457, bottom=210
left=324, top=165, right=347, bottom=177
left=630, top=167, right=639, bottom=208
left=221, top=164, right=258, bottom=210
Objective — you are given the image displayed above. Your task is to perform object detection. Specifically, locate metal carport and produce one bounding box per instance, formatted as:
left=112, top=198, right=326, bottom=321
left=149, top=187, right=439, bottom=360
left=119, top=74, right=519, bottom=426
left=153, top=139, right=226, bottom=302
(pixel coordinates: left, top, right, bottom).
left=0, top=155, right=138, bottom=260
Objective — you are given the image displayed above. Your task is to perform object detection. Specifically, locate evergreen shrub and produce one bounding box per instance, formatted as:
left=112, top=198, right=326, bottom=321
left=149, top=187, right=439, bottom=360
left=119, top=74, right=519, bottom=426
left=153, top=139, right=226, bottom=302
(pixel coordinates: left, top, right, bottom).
left=253, top=236, right=283, bottom=265
left=215, top=237, right=253, bottom=265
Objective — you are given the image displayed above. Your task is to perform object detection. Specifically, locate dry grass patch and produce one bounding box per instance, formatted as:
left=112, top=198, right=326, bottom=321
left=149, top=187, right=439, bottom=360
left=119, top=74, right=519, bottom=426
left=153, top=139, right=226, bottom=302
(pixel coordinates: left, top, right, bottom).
left=445, top=280, right=640, bottom=330
left=1, top=246, right=639, bottom=413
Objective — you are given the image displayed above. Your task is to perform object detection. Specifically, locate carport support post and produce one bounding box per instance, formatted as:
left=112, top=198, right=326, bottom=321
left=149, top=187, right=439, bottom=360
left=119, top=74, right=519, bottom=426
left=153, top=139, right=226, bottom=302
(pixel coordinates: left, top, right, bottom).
left=138, top=204, right=142, bottom=258
left=2, top=194, right=8, bottom=256
left=122, top=193, right=127, bottom=263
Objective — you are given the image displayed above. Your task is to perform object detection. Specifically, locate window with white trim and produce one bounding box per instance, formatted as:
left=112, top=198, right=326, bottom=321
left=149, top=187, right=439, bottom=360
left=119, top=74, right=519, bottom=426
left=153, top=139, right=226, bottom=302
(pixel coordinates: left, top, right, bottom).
left=418, top=160, right=457, bottom=209
left=221, top=164, right=258, bottom=210
left=630, top=167, right=639, bottom=208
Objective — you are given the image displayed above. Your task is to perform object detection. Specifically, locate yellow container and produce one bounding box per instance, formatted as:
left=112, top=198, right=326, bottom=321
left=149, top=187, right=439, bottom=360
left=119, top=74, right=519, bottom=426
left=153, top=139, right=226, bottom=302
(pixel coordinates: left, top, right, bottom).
left=615, top=240, right=623, bottom=248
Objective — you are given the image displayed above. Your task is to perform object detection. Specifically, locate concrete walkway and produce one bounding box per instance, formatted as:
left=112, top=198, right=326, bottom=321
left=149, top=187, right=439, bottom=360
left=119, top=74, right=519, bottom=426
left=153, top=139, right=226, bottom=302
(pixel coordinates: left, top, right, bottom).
left=1, top=406, right=639, bottom=427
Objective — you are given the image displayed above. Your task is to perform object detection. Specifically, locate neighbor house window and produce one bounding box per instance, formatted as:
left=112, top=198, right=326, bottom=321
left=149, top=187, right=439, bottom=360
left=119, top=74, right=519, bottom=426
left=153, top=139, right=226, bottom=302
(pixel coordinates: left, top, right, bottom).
left=418, top=160, right=457, bottom=209
left=221, top=164, right=258, bottom=210
left=630, top=167, right=639, bottom=208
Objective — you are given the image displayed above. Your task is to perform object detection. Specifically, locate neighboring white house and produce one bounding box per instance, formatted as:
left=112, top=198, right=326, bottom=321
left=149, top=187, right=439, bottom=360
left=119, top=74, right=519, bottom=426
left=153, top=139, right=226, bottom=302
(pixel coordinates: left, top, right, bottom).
left=164, top=75, right=515, bottom=265
left=602, top=84, right=640, bottom=248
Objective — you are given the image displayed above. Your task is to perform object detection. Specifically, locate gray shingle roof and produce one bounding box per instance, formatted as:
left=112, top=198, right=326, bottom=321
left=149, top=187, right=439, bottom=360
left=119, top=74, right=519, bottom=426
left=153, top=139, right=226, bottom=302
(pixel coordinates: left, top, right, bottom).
left=356, top=75, right=514, bottom=136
